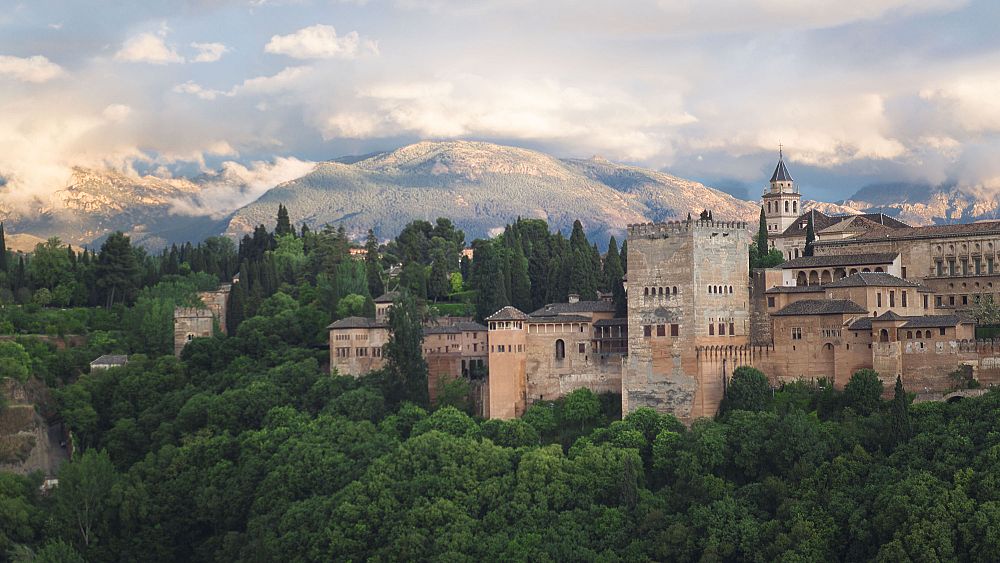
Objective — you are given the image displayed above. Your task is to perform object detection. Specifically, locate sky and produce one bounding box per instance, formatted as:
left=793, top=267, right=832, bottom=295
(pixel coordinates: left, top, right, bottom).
left=2, top=0, right=1000, bottom=213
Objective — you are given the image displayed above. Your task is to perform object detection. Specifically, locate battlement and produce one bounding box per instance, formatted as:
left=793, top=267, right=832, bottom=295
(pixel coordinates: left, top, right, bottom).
left=174, top=307, right=213, bottom=319
left=627, top=219, right=749, bottom=238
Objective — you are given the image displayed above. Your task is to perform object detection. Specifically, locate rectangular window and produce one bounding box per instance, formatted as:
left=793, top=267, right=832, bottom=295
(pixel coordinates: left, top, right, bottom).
left=578, top=343, right=586, bottom=354
left=937, top=261, right=944, bottom=276
left=877, top=292, right=882, bottom=307
left=949, top=296, right=955, bottom=306
left=902, top=266, right=907, bottom=278
left=709, top=324, right=715, bottom=336
left=889, top=291, right=895, bottom=307
left=990, top=257, right=995, bottom=274
left=670, top=324, right=679, bottom=337
left=718, top=323, right=725, bottom=336
left=657, top=325, right=666, bottom=337
left=729, top=322, right=735, bottom=336
left=791, top=327, right=802, bottom=340
left=961, top=258, right=969, bottom=275
left=936, top=296, right=943, bottom=307
left=940, top=327, right=946, bottom=336
left=950, top=260, right=956, bottom=275
left=767, top=297, right=776, bottom=307
left=902, top=291, right=908, bottom=307
left=962, top=295, right=969, bottom=306
left=643, top=325, right=652, bottom=337
left=975, top=257, right=982, bottom=275
left=923, top=294, right=928, bottom=309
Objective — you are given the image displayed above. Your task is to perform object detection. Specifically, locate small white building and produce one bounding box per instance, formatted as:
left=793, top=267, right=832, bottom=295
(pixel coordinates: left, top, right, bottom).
left=89, top=355, right=128, bottom=371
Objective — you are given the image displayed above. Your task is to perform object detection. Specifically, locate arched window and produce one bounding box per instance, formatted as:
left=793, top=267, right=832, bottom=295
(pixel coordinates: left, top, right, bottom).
left=785, top=201, right=789, bottom=212
left=644, top=287, right=649, bottom=296
left=659, top=287, right=664, bottom=296
left=672, top=286, right=678, bottom=295
left=925, top=330, right=932, bottom=339
left=767, top=202, right=772, bottom=213
left=793, top=201, right=798, bottom=212
left=555, top=339, right=565, bottom=360
left=879, top=329, right=889, bottom=343
left=906, top=331, right=913, bottom=339
left=794, top=248, right=799, bottom=258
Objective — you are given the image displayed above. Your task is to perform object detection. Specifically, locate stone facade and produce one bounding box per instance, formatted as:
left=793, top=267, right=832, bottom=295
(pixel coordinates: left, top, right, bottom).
left=423, top=321, right=488, bottom=404
left=173, top=307, right=213, bottom=356
left=197, top=284, right=231, bottom=335
left=328, top=317, right=389, bottom=376
left=623, top=219, right=751, bottom=421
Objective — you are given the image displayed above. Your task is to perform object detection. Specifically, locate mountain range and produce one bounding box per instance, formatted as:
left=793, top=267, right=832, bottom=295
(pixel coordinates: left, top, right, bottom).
left=0, top=141, right=995, bottom=249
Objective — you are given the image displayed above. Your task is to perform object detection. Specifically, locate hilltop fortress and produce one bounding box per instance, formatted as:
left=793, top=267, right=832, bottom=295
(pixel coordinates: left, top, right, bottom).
left=330, top=153, right=1000, bottom=421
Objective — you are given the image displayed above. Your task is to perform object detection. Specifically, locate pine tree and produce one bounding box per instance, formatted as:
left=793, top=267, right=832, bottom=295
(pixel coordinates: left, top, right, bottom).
left=275, top=204, right=293, bottom=236
left=891, top=375, right=912, bottom=445
left=364, top=229, right=384, bottom=298
left=804, top=212, right=816, bottom=257
left=757, top=207, right=769, bottom=261
left=603, top=237, right=626, bottom=316
left=382, top=292, right=430, bottom=408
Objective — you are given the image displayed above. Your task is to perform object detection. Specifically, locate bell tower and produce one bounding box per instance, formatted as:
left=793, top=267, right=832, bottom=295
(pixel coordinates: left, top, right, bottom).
left=761, top=146, right=800, bottom=242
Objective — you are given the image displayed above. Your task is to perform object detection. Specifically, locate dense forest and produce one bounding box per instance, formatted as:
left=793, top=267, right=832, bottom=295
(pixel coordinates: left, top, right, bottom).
left=1, top=209, right=999, bottom=561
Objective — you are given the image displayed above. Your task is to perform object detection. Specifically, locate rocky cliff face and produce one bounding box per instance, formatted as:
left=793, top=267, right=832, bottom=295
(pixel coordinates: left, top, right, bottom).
left=839, top=182, right=1000, bottom=226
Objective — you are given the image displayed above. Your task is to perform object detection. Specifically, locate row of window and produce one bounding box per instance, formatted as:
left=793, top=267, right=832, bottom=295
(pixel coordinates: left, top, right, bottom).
left=709, top=285, right=734, bottom=295
left=334, top=347, right=383, bottom=358
left=643, top=324, right=679, bottom=337
left=527, top=323, right=587, bottom=334
left=874, top=290, right=918, bottom=308
left=936, top=257, right=996, bottom=276
left=766, top=200, right=798, bottom=215
left=491, top=344, right=525, bottom=353
left=708, top=323, right=736, bottom=336
left=644, top=286, right=678, bottom=296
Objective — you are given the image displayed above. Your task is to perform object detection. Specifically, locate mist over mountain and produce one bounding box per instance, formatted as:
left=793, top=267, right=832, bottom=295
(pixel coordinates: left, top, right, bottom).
left=6, top=140, right=1000, bottom=250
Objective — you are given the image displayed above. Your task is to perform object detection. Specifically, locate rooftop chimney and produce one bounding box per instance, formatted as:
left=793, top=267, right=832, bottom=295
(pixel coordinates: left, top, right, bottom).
left=568, top=293, right=580, bottom=304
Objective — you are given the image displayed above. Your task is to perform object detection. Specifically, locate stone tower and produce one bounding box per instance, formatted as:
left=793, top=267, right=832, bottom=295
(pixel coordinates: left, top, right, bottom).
left=761, top=149, right=800, bottom=241
left=485, top=306, right=528, bottom=420
left=622, top=218, right=751, bottom=420
left=173, top=307, right=214, bottom=356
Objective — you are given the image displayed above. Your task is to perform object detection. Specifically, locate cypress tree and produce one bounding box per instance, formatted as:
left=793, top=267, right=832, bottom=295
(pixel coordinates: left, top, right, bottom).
left=0, top=222, right=7, bottom=273
left=472, top=242, right=509, bottom=322
left=226, top=281, right=246, bottom=335
left=275, top=204, right=293, bottom=236
left=619, top=240, right=627, bottom=273
left=96, top=232, right=139, bottom=308
left=364, top=229, right=384, bottom=298
left=568, top=221, right=598, bottom=300
left=891, top=375, right=912, bottom=444
left=757, top=207, right=769, bottom=261
left=603, top=237, right=626, bottom=316
left=383, top=292, right=430, bottom=408
left=804, top=213, right=816, bottom=257
left=509, top=242, right=531, bottom=312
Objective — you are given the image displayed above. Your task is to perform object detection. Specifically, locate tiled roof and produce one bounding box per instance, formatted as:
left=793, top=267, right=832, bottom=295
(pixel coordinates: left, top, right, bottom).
left=453, top=321, right=488, bottom=332
left=823, top=272, right=932, bottom=291
left=422, top=325, right=461, bottom=335
left=780, top=253, right=898, bottom=269
left=772, top=299, right=869, bottom=316
left=91, top=354, right=127, bottom=365
left=850, top=314, right=973, bottom=331
left=593, top=318, right=628, bottom=327
left=826, top=220, right=1000, bottom=243
left=526, top=314, right=592, bottom=323
left=374, top=291, right=400, bottom=303
left=776, top=210, right=909, bottom=239
left=765, top=285, right=825, bottom=294
left=770, top=157, right=793, bottom=182
left=327, top=316, right=386, bottom=329
left=486, top=306, right=528, bottom=321
left=530, top=301, right=616, bottom=316
left=875, top=311, right=906, bottom=321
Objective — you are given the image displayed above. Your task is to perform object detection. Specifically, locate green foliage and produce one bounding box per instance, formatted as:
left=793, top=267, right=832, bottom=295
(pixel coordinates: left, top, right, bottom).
left=845, top=369, right=884, bottom=416
left=562, top=388, right=601, bottom=429
left=95, top=232, right=139, bottom=307
left=804, top=213, right=816, bottom=256
left=53, top=449, right=120, bottom=549
left=723, top=366, right=771, bottom=413
left=335, top=293, right=367, bottom=318
left=382, top=292, right=429, bottom=408
left=0, top=341, right=31, bottom=382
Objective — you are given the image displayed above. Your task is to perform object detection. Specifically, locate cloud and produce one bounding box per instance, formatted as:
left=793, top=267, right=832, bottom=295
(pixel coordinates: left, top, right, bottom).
left=102, top=104, right=132, bottom=122
left=191, top=42, right=229, bottom=63
left=169, top=157, right=316, bottom=218
left=114, top=32, right=184, bottom=64
left=173, top=80, right=227, bottom=100
left=264, top=24, right=377, bottom=59
left=0, top=55, right=64, bottom=83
